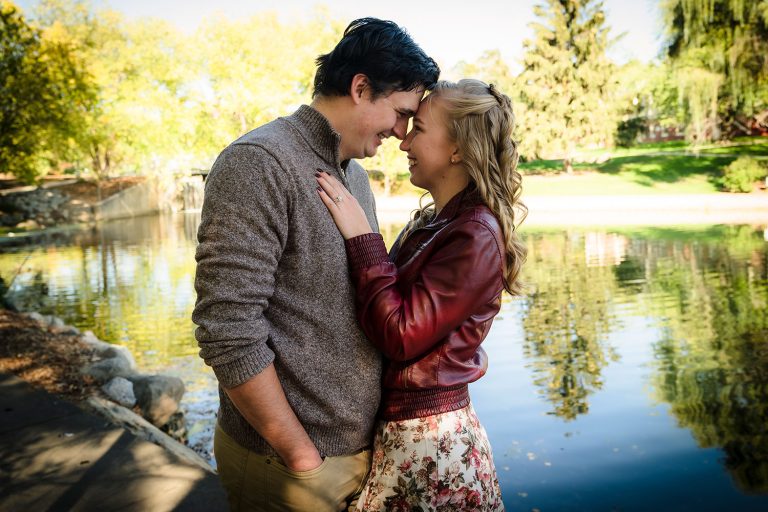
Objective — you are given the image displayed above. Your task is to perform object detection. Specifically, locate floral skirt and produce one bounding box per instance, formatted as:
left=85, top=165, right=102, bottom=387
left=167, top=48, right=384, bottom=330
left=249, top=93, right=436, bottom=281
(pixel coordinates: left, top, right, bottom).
left=355, top=403, right=504, bottom=511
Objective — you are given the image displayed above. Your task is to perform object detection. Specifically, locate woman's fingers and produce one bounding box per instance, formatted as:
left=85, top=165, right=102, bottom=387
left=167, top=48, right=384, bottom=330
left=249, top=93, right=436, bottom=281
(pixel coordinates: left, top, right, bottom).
left=315, top=172, right=350, bottom=207
left=316, top=186, right=337, bottom=211
left=314, top=171, right=372, bottom=240
left=322, top=173, right=353, bottom=199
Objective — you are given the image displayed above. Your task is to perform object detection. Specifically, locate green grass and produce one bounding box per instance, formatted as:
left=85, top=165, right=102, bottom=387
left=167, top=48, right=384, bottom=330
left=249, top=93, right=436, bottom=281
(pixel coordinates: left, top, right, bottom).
left=522, top=154, right=738, bottom=195
left=702, top=144, right=768, bottom=156
left=533, top=136, right=768, bottom=161
left=517, top=137, right=768, bottom=195
left=523, top=171, right=719, bottom=195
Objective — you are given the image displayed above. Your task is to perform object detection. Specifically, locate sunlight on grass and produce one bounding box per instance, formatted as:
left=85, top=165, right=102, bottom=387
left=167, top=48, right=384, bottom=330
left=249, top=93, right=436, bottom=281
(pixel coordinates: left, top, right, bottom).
left=522, top=171, right=720, bottom=195
left=396, top=139, right=767, bottom=197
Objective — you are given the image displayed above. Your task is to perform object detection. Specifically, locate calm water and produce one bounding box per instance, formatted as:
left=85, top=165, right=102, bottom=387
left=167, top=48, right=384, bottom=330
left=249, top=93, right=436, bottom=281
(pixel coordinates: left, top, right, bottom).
left=1, top=213, right=767, bottom=511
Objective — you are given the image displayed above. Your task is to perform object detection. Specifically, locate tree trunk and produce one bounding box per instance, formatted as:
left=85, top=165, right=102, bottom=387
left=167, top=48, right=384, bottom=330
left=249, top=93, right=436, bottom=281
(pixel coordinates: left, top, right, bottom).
left=563, top=158, right=574, bottom=174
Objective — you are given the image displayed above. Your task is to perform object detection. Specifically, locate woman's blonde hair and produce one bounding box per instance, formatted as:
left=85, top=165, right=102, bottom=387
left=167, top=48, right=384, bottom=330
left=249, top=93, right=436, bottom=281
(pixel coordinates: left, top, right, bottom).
left=404, top=79, right=527, bottom=295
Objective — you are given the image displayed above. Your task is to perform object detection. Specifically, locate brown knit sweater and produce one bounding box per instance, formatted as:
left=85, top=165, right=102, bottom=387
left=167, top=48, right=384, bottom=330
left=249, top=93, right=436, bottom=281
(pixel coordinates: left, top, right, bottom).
left=193, top=105, right=383, bottom=457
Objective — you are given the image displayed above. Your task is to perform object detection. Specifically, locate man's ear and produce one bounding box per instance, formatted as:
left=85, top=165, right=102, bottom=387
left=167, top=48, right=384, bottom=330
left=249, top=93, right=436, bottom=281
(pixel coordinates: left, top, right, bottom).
left=350, top=74, right=370, bottom=105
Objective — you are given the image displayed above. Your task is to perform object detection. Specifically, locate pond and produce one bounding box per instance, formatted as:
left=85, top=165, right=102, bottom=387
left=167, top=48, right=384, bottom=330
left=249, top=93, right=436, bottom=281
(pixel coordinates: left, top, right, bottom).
left=1, top=213, right=767, bottom=511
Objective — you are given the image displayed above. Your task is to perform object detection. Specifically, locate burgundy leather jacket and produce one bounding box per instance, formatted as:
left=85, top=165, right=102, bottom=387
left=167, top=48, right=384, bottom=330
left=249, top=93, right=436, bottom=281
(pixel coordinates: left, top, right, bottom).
left=345, top=186, right=505, bottom=420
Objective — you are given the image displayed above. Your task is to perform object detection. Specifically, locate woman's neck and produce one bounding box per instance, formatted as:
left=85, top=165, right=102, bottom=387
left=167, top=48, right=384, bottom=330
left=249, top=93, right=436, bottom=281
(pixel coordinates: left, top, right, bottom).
left=431, top=174, right=470, bottom=214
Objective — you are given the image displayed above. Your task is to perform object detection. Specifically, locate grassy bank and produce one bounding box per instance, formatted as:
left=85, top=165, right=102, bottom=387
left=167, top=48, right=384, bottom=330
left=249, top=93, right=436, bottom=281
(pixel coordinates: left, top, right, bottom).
left=517, top=137, right=768, bottom=196
left=369, top=138, right=767, bottom=197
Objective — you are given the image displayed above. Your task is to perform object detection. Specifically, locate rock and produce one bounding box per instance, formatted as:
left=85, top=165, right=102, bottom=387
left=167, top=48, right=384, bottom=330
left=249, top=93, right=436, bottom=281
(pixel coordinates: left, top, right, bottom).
left=16, top=219, right=40, bottom=230
left=79, top=330, right=105, bottom=347
left=82, top=355, right=135, bottom=383
left=49, top=324, right=80, bottom=335
left=44, top=315, right=66, bottom=328
left=79, top=331, right=137, bottom=370
left=102, top=377, right=137, bottom=408
left=131, top=375, right=185, bottom=427
left=23, top=311, right=48, bottom=328
left=160, top=410, right=188, bottom=443
left=84, top=396, right=213, bottom=473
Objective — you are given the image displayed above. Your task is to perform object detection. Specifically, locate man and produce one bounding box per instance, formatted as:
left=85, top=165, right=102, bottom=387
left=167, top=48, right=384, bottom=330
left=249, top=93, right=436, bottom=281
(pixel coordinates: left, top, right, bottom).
left=192, top=18, right=439, bottom=511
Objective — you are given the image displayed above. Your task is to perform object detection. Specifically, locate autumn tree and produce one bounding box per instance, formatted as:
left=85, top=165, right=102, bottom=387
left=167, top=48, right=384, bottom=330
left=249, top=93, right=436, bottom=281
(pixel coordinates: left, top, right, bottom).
left=35, top=0, right=194, bottom=180
left=191, top=10, right=344, bottom=163
left=518, top=0, right=616, bottom=172
left=0, top=1, right=91, bottom=182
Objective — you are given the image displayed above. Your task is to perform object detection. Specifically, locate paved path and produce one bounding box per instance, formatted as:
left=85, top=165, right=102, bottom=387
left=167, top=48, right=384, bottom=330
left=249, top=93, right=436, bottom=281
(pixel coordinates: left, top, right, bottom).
left=0, top=373, right=228, bottom=512
left=376, top=193, right=768, bottom=226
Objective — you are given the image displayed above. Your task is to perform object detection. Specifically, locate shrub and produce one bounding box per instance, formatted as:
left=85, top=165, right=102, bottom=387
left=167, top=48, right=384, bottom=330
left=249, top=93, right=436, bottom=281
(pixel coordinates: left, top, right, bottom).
left=615, top=117, right=646, bottom=147
left=721, top=157, right=766, bottom=192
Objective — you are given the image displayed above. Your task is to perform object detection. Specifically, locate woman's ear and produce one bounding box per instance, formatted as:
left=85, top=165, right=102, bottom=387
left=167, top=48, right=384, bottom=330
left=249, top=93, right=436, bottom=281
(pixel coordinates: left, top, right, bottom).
left=350, top=74, right=370, bottom=105
left=450, top=147, right=462, bottom=164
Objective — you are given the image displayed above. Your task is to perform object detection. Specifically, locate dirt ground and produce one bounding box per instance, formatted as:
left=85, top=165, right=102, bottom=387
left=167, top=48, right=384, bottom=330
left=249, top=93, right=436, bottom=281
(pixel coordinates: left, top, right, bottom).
left=0, top=309, right=99, bottom=401
left=54, top=176, right=146, bottom=204
left=0, top=176, right=146, bottom=205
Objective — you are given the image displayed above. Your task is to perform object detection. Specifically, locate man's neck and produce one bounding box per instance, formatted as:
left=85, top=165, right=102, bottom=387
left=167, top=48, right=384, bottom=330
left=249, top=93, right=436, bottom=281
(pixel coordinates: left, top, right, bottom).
left=310, top=96, right=352, bottom=162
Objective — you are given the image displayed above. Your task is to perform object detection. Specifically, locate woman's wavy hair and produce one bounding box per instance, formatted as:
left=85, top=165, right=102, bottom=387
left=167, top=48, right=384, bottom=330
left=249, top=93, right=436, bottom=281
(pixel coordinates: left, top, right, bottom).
left=405, top=79, right=527, bottom=295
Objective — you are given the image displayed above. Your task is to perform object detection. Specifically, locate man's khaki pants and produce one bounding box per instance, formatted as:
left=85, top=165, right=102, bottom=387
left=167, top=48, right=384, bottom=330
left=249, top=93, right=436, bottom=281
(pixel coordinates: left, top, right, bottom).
left=214, top=423, right=371, bottom=512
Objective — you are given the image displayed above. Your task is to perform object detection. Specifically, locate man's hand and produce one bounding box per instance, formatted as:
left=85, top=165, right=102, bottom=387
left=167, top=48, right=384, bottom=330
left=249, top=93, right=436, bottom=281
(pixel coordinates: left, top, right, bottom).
left=284, top=450, right=324, bottom=472
left=315, top=171, right=373, bottom=240
left=225, top=364, right=323, bottom=472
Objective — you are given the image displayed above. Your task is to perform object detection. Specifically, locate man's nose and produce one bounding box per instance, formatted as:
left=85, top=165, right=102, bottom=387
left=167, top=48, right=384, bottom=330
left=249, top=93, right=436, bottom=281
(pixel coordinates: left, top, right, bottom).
left=399, top=135, right=410, bottom=152
left=392, top=117, right=409, bottom=140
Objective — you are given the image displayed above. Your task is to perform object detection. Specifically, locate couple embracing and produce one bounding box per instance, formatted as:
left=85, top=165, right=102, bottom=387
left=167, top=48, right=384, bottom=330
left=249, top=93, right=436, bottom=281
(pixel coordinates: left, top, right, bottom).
left=193, top=17, right=526, bottom=512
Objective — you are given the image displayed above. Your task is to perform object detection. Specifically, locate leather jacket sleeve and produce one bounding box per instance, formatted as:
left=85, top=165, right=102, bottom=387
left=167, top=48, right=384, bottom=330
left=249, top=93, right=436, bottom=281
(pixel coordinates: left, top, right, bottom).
left=344, top=220, right=503, bottom=362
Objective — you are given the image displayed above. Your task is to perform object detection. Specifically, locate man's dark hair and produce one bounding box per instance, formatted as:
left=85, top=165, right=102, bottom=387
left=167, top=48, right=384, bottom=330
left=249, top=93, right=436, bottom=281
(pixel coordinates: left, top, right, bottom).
left=313, top=18, right=440, bottom=99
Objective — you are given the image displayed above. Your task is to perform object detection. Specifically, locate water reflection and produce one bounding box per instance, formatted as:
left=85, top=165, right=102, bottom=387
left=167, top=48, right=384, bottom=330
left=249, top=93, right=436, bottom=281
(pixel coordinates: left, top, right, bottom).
left=640, top=226, right=768, bottom=493
left=1, top=216, right=767, bottom=506
left=521, top=231, right=621, bottom=420
left=515, top=225, right=768, bottom=494
left=0, top=214, right=201, bottom=368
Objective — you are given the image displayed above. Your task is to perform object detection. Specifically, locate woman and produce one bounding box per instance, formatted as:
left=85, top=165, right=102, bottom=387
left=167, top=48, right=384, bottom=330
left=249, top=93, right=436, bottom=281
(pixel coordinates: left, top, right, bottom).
left=315, top=79, right=526, bottom=511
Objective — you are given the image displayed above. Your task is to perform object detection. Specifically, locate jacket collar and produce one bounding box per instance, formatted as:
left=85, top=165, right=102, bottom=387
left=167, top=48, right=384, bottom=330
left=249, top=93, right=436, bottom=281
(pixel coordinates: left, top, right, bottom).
left=390, top=184, right=484, bottom=262
left=284, top=105, right=345, bottom=168
left=424, top=184, right=484, bottom=229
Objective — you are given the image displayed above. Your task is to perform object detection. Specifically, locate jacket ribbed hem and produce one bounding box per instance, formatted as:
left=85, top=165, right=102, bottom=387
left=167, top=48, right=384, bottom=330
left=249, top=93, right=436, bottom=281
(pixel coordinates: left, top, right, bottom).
left=345, top=233, right=389, bottom=270
left=380, top=385, right=470, bottom=421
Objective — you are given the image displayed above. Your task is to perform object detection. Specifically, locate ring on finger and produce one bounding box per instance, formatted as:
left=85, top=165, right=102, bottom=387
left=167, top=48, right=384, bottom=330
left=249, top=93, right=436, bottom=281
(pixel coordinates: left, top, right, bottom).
left=334, top=195, right=343, bottom=204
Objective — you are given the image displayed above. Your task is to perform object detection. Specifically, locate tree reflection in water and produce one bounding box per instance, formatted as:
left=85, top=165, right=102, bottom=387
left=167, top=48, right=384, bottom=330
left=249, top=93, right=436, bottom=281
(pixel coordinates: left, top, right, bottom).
left=520, top=230, right=620, bottom=420
left=519, top=225, right=768, bottom=492
left=645, top=226, right=768, bottom=493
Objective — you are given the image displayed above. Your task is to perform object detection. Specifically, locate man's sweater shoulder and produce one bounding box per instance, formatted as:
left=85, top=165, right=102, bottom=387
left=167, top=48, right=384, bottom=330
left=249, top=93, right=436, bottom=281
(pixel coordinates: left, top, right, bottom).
left=206, top=117, right=304, bottom=185
left=231, top=117, right=304, bottom=162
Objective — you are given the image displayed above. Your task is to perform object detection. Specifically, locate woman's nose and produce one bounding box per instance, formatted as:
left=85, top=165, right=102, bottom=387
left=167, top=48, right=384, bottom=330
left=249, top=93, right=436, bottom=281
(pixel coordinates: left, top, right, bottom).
left=399, top=132, right=412, bottom=151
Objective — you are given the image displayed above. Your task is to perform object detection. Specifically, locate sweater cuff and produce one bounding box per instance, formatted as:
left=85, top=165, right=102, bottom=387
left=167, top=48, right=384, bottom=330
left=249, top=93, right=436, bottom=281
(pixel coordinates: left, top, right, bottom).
left=345, top=233, right=389, bottom=270
left=211, top=345, right=275, bottom=389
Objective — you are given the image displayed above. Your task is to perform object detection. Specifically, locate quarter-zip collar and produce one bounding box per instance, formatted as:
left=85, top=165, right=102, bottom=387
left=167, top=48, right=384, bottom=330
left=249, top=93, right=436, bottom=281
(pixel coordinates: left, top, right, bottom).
left=284, top=105, right=350, bottom=172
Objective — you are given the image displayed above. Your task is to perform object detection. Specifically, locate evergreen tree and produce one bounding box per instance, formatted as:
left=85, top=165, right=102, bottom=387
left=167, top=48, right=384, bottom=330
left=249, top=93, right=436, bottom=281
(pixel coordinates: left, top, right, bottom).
left=518, top=0, right=616, bottom=173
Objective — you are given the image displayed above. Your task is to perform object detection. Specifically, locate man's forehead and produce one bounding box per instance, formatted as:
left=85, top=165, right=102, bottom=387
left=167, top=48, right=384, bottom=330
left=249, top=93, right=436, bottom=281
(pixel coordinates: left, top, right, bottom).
left=386, top=88, right=425, bottom=113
